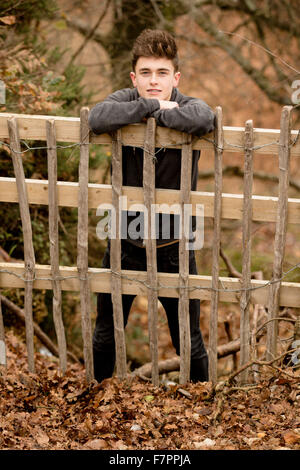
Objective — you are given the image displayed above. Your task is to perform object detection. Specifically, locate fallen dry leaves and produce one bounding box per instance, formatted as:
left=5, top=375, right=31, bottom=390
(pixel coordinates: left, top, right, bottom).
left=0, top=331, right=299, bottom=450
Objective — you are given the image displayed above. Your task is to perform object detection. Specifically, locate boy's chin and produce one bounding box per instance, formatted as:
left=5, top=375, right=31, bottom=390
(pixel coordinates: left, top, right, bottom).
left=140, top=91, right=164, bottom=100
left=145, top=93, right=162, bottom=99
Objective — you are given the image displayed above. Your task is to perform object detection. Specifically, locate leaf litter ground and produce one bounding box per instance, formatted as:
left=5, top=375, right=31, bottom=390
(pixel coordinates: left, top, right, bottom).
left=0, top=331, right=299, bottom=450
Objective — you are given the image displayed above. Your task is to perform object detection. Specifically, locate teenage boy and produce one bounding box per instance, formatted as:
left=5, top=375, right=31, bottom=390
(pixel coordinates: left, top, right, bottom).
left=88, top=29, right=215, bottom=383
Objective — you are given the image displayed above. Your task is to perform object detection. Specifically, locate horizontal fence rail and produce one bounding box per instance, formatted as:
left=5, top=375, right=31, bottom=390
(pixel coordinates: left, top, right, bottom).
left=1, top=179, right=300, bottom=223
left=1, top=263, right=299, bottom=306
left=1, top=113, right=300, bottom=156
left=0, top=107, right=300, bottom=386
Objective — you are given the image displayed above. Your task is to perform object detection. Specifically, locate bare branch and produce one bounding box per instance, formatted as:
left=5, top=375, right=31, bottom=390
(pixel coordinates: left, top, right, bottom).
left=0, top=294, right=80, bottom=364
left=65, top=0, right=111, bottom=70
left=218, top=30, right=300, bottom=76
left=186, top=10, right=292, bottom=105
left=65, top=16, right=108, bottom=50
left=193, top=0, right=300, bottom=39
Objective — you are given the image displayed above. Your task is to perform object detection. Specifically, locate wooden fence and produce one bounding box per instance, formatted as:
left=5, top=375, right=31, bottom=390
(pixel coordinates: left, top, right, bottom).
left=0, top=106, right=300, bottom=385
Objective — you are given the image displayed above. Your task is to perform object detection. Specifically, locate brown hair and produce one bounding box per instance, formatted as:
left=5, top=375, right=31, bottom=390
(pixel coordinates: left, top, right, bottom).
left=132, top=29, right=179, bottom=72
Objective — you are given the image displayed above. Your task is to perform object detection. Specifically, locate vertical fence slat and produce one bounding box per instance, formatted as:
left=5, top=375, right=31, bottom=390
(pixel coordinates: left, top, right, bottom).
left=0, top=296, right=6, bottom=367
left=209, top=106, right=223, bottom=385
left=77, top=107, right=94, bottom=382
left=266, top=105, right=292, bottom=361
left=143, top=118, right=159, bottom=386
left=111, top=128, right=127, bottom=380
left=179, top=134, right=193, bottom=385
left=46, top=119, right=67, bottom=375
left=7, top=117, right=35, bottom=373
left=239, top=119, right=254, bottom=384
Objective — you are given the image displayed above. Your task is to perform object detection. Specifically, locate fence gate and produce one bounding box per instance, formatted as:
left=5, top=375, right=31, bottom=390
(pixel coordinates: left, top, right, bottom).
left=0, top=106, right=299, bottom=385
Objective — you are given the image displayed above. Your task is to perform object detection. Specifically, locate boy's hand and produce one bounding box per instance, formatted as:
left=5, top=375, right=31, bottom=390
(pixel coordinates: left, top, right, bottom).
left=158, top=100, right=179, bottom=110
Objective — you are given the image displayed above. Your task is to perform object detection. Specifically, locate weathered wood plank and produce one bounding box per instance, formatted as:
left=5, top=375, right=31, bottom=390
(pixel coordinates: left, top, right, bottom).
left=77, top=107, right=94, bottom=382
left=178, top=135, right=193, bottom=384
left=1, top=113, right=300, bottom=156
left=46, top=119, right=67, bottom=375
left=7, top=117, right=35, bottom=373
left=266, top=106, right=293, bottom=361
left=143, top=118, right=159, bottom=386
left=1, top=262, right=300, bottom=306
left=209, top=107, right=224, bottom=385
left=239, top=120, right=254, bottom=384
left=110, top=128, right=127, bottom=380
left=0, top=296, right=6, bottom=367
left=1, top=177, right=300, bottom=224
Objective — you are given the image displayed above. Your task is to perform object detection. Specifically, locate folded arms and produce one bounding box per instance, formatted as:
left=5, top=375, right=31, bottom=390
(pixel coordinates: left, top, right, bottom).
left=88, top=88, right=215, bottom=137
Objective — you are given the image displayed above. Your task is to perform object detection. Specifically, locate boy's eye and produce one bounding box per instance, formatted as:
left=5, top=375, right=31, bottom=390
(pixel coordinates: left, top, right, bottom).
left=139, top=71, right=168, bottom=76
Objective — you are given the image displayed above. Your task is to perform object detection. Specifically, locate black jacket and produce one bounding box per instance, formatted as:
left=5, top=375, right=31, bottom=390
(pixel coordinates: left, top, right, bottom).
left=88, top=87, right=215, bottom=246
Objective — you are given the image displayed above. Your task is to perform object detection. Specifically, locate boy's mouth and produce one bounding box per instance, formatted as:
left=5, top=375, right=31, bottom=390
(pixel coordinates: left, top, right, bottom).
left=147, top=89, right=161, bottom=94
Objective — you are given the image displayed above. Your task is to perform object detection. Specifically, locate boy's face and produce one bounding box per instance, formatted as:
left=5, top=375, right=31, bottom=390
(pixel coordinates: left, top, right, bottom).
left=130, top=57, right=180, bottom=101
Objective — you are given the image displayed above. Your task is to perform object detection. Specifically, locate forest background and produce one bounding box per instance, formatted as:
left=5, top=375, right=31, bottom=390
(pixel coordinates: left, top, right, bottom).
left=0, top=0, right=299, bottom=451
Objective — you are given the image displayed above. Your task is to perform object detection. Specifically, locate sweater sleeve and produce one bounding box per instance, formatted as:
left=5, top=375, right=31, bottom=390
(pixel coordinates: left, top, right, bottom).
left=151, top=96, right=215, bottom=137
left=88, top=88, right=160, bottom=134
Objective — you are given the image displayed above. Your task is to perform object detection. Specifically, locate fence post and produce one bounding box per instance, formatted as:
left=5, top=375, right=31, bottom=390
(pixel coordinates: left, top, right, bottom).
left=209, top=106, right=223, bottom=385
left=110, top=128, right=127, bottom=380
left=239, top=119, right=254, bottom=384
left=179, top=133, right=193, bottom=384
left=266, top=105, right=293, bottom=361
left=143, top=118, right=159, bottom=386
left=77, top=107, right=94, bottom=382
left=7, top=117, right=35, bottom=373
left=0, top=296, right=6, bottom=368
left=46, top=119, right=67, bottom=375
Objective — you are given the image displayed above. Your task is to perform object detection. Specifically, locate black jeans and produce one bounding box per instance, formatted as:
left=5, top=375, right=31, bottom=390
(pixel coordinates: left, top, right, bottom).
left=93, top=240, right=208, bottom=382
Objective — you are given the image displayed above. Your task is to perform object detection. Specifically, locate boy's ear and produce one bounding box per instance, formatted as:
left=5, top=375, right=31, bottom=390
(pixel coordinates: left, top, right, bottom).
left=174, top=71, right=181, bottom=87
left=130, top=71, right=137, bottom=87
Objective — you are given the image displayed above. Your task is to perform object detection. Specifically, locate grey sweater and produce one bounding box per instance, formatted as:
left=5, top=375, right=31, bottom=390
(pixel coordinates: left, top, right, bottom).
left=88, top=87, right=215, bottom=137
left=88, top=87, right=215, bottom=247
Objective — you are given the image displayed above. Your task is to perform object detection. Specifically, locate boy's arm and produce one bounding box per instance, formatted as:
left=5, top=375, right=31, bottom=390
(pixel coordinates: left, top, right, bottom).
left=151, top=97, right=215, bottom=137
left=88, top=88, right=160, bottom=134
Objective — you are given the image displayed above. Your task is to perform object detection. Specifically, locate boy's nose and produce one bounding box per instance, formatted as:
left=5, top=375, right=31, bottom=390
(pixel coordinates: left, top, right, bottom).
left=150, top=73, right=158, bottom=84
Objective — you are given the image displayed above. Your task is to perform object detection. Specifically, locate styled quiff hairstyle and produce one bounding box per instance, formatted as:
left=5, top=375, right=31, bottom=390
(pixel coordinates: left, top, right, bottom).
left=132, top=29, right=179, bottom=72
